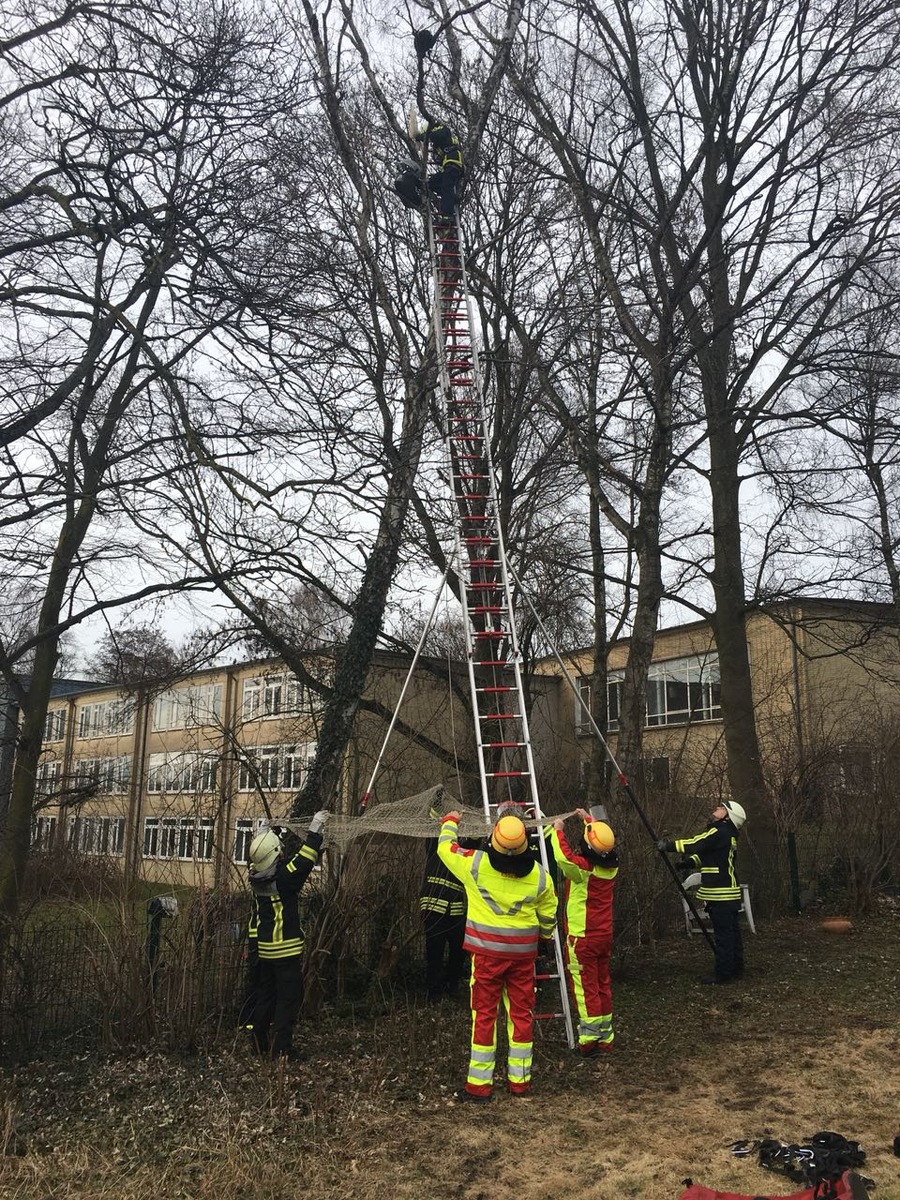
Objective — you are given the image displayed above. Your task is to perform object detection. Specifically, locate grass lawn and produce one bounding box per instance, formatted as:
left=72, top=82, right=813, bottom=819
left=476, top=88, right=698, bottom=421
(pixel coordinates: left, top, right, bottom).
left=3, top=905, right=899, bottom=1199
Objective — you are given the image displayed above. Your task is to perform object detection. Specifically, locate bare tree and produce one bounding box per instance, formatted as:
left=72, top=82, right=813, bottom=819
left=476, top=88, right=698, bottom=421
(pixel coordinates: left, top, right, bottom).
left=504, top=0, right=900, bottom=839
left=0, top=0, right=318, bottom=918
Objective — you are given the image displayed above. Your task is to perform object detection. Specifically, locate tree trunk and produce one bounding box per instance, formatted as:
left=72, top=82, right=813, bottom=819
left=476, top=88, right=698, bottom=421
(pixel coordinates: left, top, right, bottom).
left=291, top=374, right=430, bottom=817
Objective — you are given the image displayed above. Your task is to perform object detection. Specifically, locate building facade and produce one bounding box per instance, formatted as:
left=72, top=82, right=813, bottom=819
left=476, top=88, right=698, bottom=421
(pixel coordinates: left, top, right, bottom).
left=31, top=650, right=476, bottom=888
left=542, top=598, right=900, bottom=807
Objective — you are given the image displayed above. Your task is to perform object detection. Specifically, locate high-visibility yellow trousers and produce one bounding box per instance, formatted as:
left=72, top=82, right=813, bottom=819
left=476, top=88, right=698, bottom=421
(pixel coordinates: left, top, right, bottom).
left=566, top=934, right=613, bottom=1049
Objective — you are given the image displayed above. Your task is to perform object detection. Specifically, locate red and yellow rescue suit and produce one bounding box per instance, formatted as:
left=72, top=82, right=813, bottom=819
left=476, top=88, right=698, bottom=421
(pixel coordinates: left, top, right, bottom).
left=550, top=826, right=618, bottom=1052
left=438, top=814, right=557, bottom=1096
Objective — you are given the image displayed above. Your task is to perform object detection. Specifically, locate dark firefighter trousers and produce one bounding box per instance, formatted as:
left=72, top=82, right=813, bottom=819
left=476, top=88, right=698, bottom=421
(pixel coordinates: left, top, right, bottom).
left=708, top=900, right=743, bottom=981
left=251, top=955, right=304, bottom=1057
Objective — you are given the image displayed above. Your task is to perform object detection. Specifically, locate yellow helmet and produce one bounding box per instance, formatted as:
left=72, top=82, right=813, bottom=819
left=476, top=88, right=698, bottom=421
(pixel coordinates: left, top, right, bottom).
left=584, top=820, right=615, bottom=854
left=491, top=814, right=528, bottom=856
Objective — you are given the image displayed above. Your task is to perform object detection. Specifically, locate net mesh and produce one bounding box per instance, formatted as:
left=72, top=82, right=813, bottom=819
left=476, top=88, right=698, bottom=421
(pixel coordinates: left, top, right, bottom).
left=276, top=784, right=578, bottom=853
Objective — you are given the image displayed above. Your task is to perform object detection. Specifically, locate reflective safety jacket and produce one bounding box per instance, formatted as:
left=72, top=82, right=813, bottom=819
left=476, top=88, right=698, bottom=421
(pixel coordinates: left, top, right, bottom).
left=429, top=124, right=464, bottom=171
left=420, top=837, right=466, bottom=921
left=249, top=830, right=324, bottom=959
left=437, top=815, right=557, bottom=957
left=550, top=828, right=617, bottom=942
left=675, top=817, right=740, bottom=902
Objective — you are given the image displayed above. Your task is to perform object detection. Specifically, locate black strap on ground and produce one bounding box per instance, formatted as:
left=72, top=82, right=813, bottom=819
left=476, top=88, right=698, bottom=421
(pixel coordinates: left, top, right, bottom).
left=731, top=1133, right=871, bottom=1193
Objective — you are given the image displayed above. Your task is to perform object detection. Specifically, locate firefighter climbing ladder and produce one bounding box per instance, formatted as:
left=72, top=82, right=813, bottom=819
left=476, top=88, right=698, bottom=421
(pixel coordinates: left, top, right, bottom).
left=424, top=202, right=576, bottom=1049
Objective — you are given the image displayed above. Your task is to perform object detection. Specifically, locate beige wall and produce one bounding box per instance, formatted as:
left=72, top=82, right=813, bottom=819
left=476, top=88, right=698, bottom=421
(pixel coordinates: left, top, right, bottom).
left=34, top=652, right=475, bottom=890
left=35, top=601, right=900, bottom=886
left=534, top=601, right=900, bottom=805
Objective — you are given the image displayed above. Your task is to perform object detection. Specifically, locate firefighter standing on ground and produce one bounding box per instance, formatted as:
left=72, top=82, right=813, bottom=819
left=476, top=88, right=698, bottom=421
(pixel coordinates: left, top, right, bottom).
left=438, top=809, right=557, bottom=1102
left=419, top=830, right=468, bottom=1003
left=246, top=812, right=329, bottom=1059
left=658, top=800, right=747, bottom=984
left=551, top=807, right=619, bottom=1055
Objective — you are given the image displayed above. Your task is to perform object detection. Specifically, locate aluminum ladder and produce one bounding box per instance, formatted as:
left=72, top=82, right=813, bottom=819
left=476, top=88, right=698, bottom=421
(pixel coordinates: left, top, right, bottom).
left=424, top=202, right=575, bottom=1049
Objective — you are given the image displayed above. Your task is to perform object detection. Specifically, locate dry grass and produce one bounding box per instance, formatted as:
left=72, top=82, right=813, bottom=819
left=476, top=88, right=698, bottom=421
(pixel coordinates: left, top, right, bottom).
left=2, top=906, right=900, bottom=1200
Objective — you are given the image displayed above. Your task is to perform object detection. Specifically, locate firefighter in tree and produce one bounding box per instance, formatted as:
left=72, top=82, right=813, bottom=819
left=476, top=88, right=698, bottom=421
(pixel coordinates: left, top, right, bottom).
left=658, top=800, right=747, bottom=984
left=246, top=812, right=328, bottom=1060
left=551, top=807, right=619, bottom=1056
left=438, top=810, right=557, bottom=1102
left=415, top=121, right=464, bottom=218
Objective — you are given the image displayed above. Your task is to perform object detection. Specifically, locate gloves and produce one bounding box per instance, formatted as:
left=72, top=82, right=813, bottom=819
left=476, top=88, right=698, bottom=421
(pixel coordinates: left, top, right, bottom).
left=657, top=838, right=675, bottom=853
left=308, top=810, right=330, bottom=836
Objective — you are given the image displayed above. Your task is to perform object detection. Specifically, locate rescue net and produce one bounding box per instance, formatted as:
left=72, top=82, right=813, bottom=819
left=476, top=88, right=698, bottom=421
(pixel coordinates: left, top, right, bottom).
left=276, top=784, right=578, bottom=854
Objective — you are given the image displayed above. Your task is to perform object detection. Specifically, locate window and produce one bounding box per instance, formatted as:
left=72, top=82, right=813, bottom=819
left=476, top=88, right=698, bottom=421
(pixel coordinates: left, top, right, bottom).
left=153, top=691, right=181, bottom=732
left=43, top=708, right=66, bottom=743
left=143, top=817, right=159, bottom=858
left=578, top=654, right=721, bottom=733
left=242, top=678, right=262, bottom=721
left=160, top=817, right=179, bottom=859
left=73, top=756, right=130, bottom=793
left=153, top=684, right=223, bottom=731
left=264, top=675, right=283, bottom=716
left=176, top=818, right=214, bottom=861
left=32, top=815, right=57, bottom=849
left=233, top=818, right=255, bottom=864
left=147, top=752, right=218, bottom=794
left=284, top=675, right=303, bottom=714
left=67, top=816, right=125, bottom=856
left=143, top=815, right=214, bottom=861
left=242, top=672, right=305, bottom=721
left=575, top=677, right=592, bottom=736
left=36, top=759, right=62, bottom=794
left=77, top=699, right=134, bottom=738
left=283, top=742, right=314, bottom=790
left=184, top=684, right=222, bottom=727
left=238, top=745, right=281, bottom=791
left=645, top=655, right=720, bottom=726
left=575, top=674, right=622, bottom=733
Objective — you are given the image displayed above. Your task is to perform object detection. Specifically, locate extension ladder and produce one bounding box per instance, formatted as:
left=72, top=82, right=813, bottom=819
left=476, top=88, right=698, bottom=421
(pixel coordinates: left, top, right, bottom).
left=424, top=202, right=576, bottom=1049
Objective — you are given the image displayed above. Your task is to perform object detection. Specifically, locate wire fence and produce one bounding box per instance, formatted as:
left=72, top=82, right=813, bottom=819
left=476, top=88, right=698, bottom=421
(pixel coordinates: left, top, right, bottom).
left=0, top=903, right=248, bottom=1066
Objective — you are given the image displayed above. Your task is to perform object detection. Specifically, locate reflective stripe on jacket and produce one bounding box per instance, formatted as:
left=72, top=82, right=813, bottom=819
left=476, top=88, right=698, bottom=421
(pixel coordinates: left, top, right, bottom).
left=420, top=837, right=466, bottom=918
left=437, top=815, right=557, bottom=957
left=550, top=827, right=617, bottom=941
left=675, top=818, right=740, bottom=902
left=250, top=831, right=323, bottom=959
left=430, top=124, right=464, bottom=170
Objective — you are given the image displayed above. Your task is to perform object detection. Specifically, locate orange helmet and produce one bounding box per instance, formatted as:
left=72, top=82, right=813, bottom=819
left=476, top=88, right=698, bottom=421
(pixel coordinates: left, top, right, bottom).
left=584, top=820, right=615, bottom=855
left=491, top=814, right=528, bottom=856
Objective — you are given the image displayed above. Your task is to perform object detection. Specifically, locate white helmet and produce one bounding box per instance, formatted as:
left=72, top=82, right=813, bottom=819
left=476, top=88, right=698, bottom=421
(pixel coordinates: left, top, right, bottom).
left=248, top=829, right=282, bottom=872
left=722, top=800, right=747, bottom=831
